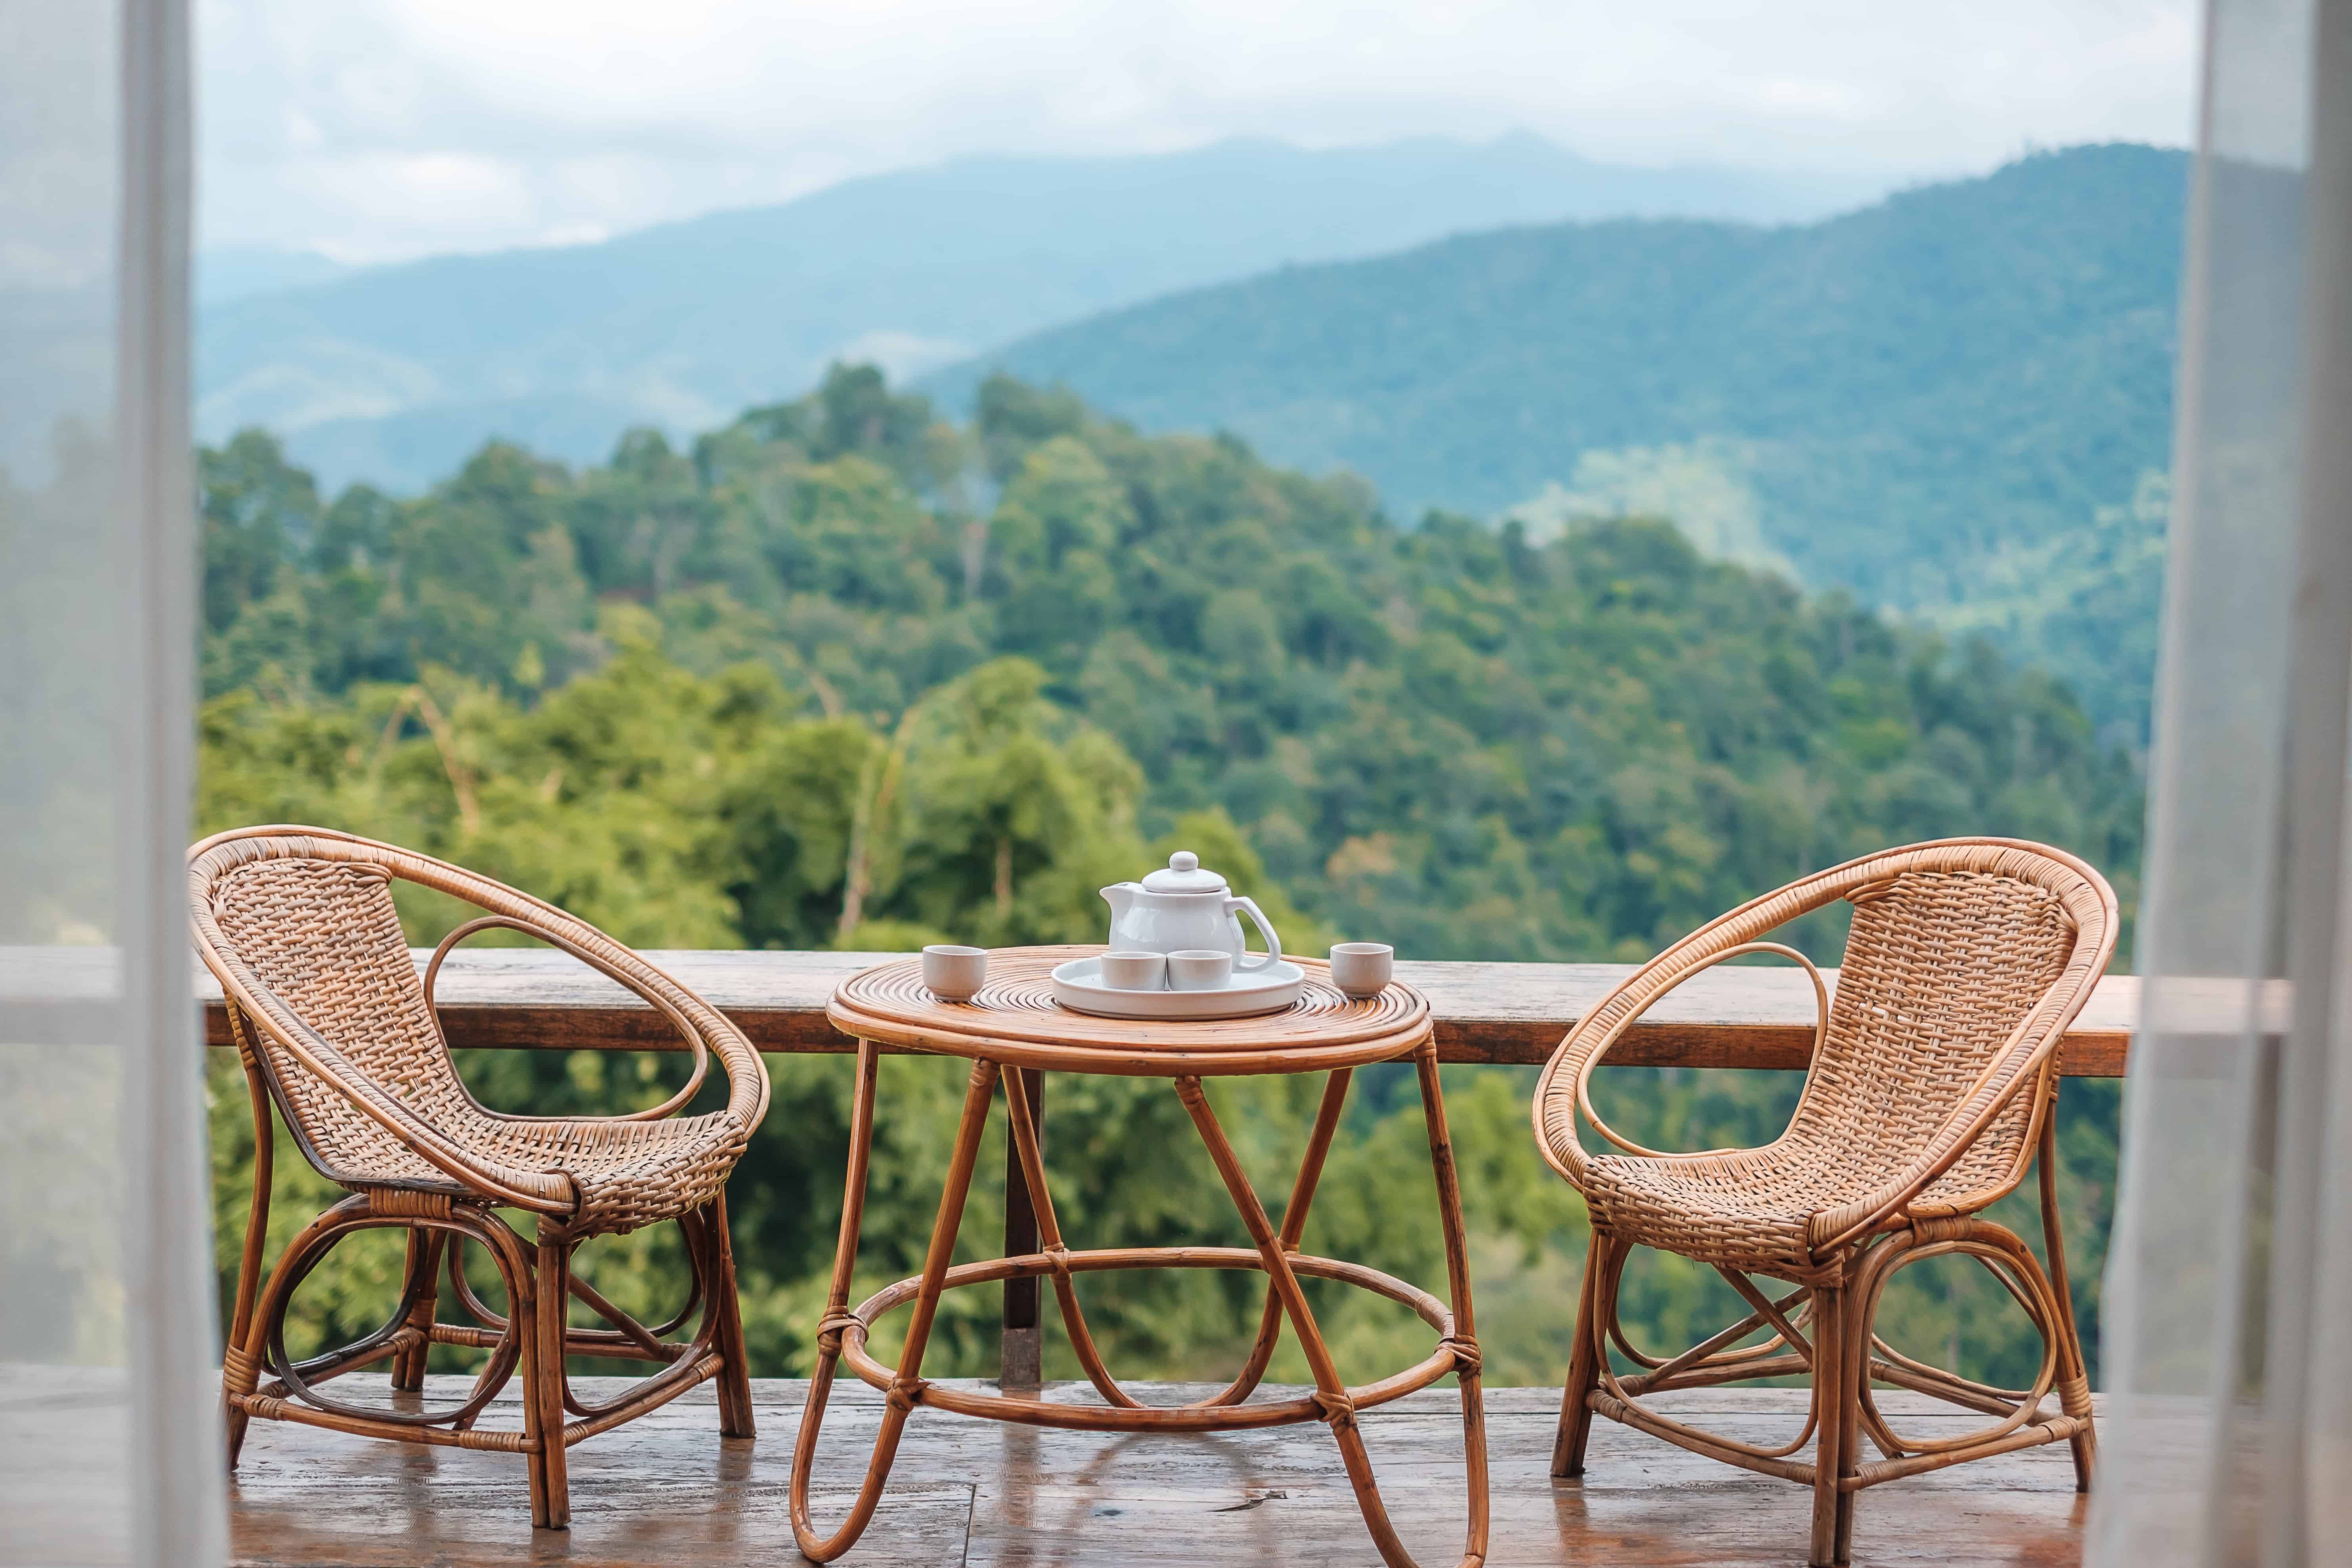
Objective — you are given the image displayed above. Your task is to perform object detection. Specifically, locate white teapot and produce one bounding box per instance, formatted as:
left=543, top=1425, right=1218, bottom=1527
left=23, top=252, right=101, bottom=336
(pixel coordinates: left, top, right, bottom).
left=1100, top=852, right=1282, bottom=972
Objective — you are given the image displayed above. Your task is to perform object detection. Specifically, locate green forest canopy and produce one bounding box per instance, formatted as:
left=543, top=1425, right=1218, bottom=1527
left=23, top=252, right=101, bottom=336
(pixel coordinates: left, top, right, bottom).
left=195, top=366, right=2140, bottom=1393
left=936, top=144, right=2186, bottom=746
left=938, top=144, right=2183, bottom=603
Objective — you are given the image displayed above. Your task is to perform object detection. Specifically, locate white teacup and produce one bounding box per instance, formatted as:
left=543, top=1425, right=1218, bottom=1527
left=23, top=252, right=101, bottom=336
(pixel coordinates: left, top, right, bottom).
left=1166, top=950, right=1234, bottom=991
left=1329, top=942, right=1394, bottom=1000
left=1100, top=950, right=1168, bottom=991
left=921, top=944, right=988, bottom=1002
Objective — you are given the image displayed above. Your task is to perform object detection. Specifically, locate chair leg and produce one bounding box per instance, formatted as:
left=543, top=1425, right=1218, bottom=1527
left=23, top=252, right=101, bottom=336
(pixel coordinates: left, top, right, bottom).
left=1833, top=1281, right=1864, bottom=1565
left=222, top=1312, right=263, bottom=1470
left=530, top=1224, right=572, bottom=1530
left=224, top=1041, right=275, bottom=1469
left=391, top=1228, right=444, bottom=1393
left=1807, top=1282, right=1848, bottom=1568
left=515, top=1251, right=549, bottom=1528
left=2061, top=1333, right=2099, bottom=1492
left=2037, top=1112, right=2097, bottom=1492
left=1552, top=1229, right=1614, bottom=1478
left=705, top=1192, right=756, bottom=1440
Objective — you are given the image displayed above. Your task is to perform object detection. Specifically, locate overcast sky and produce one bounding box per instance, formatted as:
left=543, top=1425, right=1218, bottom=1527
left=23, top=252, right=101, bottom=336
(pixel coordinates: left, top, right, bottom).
left=197, top=0, right=2200, bottom=266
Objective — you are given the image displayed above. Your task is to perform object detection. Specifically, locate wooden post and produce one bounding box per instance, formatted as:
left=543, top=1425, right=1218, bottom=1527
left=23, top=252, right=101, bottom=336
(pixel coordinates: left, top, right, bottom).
left=1000, top=1066, right=1044, bottom=1392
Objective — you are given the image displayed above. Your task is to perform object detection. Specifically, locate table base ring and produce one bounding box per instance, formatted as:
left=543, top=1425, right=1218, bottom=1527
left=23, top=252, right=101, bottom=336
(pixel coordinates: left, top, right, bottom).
left=788, top=1026, right=1487, bottom=1568
left=830, top=1245, right=1467, bottom=1434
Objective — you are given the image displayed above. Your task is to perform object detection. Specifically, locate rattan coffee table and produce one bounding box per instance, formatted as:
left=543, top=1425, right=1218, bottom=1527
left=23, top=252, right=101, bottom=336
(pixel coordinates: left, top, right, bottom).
left=790, top=945, right=1489, bottom=1568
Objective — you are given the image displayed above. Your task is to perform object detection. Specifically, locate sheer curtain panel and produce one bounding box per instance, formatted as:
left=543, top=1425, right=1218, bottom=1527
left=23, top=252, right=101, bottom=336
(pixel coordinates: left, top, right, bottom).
left=0, top=1, right=223, bottom=1564
left=2091, top=0, right=2352, bottom=1564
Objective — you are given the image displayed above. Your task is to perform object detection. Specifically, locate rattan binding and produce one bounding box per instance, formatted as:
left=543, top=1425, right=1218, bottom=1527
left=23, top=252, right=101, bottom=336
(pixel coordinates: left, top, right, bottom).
left=189, top=824, right=771, bottom=1530
left=1532, top=837, right=2116, bottom=1567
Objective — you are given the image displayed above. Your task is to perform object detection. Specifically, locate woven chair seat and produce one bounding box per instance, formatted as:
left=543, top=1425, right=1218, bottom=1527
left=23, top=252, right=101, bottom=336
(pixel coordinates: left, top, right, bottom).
left=310, top=1103, right=754, bottom=1236
left=1578, top=1130, right=2025, bottom=1280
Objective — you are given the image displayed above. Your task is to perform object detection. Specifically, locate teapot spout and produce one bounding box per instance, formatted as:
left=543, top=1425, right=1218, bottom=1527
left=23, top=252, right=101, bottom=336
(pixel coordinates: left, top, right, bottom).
left=1100, top=881, right=1141, bottom=919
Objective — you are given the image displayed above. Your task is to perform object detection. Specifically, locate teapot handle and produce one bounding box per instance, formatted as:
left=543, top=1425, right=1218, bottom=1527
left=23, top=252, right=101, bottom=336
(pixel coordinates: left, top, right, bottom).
left=1224, top=896, right=1282, bottom=973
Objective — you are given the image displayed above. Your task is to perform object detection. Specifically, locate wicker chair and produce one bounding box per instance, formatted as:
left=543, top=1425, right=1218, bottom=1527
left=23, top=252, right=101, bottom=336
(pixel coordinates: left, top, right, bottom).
left=1532, top=839, right=2115, bottom=1567
left=189, top=826, right=772, bottom=1530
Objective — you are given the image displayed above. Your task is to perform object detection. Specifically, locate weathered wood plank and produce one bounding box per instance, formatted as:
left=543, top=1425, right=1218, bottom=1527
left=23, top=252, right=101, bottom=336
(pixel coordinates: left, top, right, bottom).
left=0, top=944, right=2136, bottom=1073
left=200, top=1377, right=2091, bottom=1568
left=183, top=947, right=2136, bottom=1073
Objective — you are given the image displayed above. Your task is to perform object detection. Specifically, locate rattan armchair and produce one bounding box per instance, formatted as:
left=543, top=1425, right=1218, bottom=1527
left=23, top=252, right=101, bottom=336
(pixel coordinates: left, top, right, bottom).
left=1533, top=839, right=2115, bottom=1568
left=189, top=826, right=772, bottom=1530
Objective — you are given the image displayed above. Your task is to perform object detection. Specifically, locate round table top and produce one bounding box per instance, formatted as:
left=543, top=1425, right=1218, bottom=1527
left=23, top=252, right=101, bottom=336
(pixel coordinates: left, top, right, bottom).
left=826, top=944, right=1431, bottom=1077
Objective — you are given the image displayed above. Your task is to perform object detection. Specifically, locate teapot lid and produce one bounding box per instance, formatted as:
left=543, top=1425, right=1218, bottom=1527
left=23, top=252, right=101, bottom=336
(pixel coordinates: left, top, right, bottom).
left=1140, top=850, right=1228, bottom=893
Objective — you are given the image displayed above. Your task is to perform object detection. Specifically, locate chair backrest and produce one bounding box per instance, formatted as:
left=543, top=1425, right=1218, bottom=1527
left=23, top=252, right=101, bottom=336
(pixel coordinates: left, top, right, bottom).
left=190, top=825, right=768, bottom=1201
left=193, top=831, right=483, bottom=1186
left=1537, top=838, right=2117, bottom=1227
left=1788, top=851, right=2098, bottom=1209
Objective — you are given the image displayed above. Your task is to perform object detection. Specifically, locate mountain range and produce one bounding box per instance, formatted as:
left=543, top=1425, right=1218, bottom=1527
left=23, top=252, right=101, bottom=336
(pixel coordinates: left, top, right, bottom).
left=193, top=139, right=2189, bottom=744
left=934, top=143, right=2188, bottom=742
left=938, top=144, right=2186, bottom=606
left=195, top=134, right=1885, bottom=495
left=198, top=244, right=351, bottom=306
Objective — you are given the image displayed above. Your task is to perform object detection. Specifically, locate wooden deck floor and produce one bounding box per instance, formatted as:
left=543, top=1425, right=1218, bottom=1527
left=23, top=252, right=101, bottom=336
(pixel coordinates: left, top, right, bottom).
left=221, top=1377, right=2091, bottom=1568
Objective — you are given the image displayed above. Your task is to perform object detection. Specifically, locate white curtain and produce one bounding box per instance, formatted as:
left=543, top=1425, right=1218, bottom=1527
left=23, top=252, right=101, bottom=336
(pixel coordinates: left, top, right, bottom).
left=0, top=1, right=223, bottom=1564
left=2091, top=0, right=2352, bottom=1564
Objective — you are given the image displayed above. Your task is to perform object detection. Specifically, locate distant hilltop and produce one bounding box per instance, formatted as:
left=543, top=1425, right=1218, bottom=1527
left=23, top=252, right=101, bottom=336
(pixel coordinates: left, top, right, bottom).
left=932, top=141, right=2186, bottom=612
left=195, top=141, right=2188, bottom=748
left=195, top=132, right=1895, bottom=497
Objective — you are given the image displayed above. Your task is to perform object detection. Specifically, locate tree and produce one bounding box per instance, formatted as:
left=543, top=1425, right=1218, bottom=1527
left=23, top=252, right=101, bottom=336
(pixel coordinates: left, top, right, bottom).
left=194, top=369, right=2143, bottom=1390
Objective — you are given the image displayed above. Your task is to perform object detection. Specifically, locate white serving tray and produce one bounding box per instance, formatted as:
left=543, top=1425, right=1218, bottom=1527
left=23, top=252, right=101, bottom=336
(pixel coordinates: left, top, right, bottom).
left=1049, top=956, right=1306, bottom=1020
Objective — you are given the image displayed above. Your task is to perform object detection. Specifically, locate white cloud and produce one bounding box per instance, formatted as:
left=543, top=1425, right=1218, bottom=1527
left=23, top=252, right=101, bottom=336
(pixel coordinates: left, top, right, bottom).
left=196, top=0, right=2199, bottom=265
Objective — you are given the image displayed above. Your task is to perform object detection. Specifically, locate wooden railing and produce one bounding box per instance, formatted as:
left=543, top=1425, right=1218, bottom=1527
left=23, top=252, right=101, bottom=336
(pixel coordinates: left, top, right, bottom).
left=2, top=944, right=2137, bottom=1385
left=187, top=949, right=2132, bottom=1383
left=0, top=944, right=2141, bottom=1070
left=186, top=948, right=2138, bottom=1073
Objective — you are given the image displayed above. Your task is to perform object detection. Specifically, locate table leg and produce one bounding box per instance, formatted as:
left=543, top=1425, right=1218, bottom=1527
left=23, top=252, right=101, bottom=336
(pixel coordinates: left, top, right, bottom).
left=1001, top=1065, right=1044, bottom=1393
left=1004, top=1064, right=1148, bottom=1408
left=1189, top=1066, right=1354, bottom=1410
left=790, top=1047, right=1001, bottom=1562
left=1177, top=1063, right=1488, bottom=1568
left=1415, top=1040, right=1492, bottom=1568
left=1001, top=1064, right=1362, bottom=1415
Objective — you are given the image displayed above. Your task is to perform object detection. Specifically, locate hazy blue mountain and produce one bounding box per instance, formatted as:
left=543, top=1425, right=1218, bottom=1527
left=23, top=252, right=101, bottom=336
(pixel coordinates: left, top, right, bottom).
left=196, top=246, right=349, bottom=307
left=195, top=134, right=1892, bottom=493
left=934, top=143, right=2188, bottom=735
